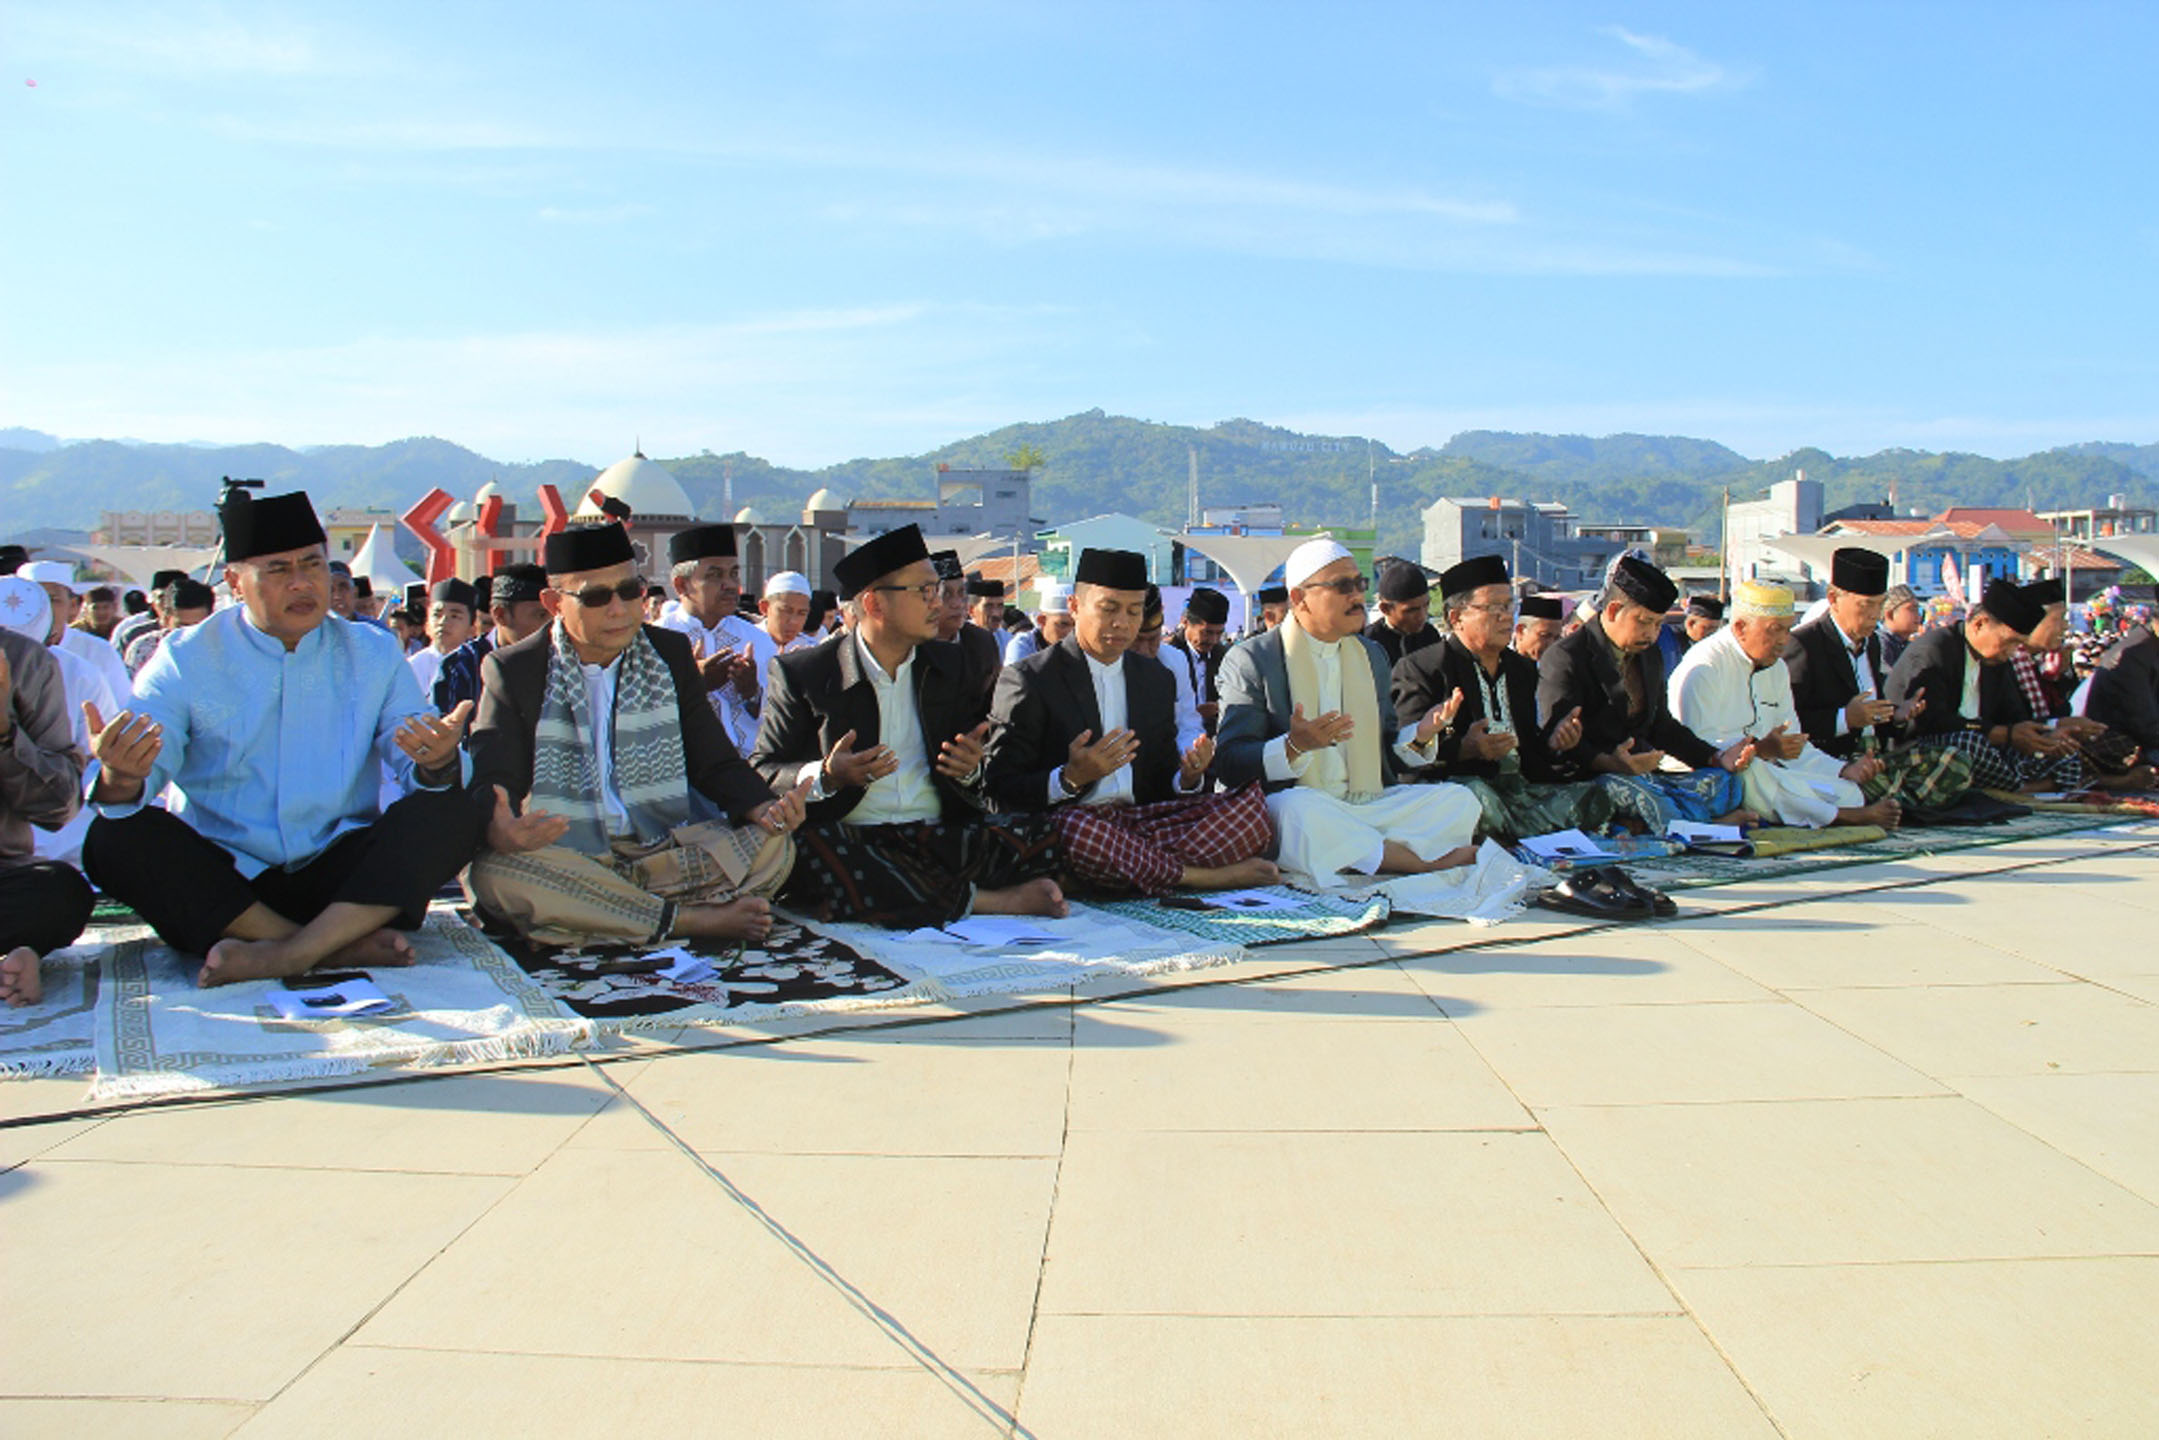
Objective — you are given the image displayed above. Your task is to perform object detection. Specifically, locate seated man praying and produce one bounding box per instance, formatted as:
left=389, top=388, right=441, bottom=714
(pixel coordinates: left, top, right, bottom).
left=434, top=562, right=552, bottom=714
left=1365, top=560, right=1440, bottom=667
left=465, top=523, right=803, bottom=948
left=986, top=547, right=1275, bottom=896
left=752, top=524, right=1064, bottom=929
left=82, top=490, right=484, bottom=987
left=1535, top=555, right=1758, bottom=833
left=1512, top=593, right=1565, bottom=663
left=1216, top=538, right=1481, bottom=882
left=1671, top=580, right=1904, bottom=829
left=0, top=623, right=93, bottom=1007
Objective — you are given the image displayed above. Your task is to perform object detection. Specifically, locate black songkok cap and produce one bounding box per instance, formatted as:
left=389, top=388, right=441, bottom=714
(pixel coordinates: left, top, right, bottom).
left=1144, top=583, right=1163, bottom=621
left=221, top=490, right=327, bottom=562
left=966, top=575, right=1006, bottom=599
left=473, top=575, right=493, bottom=611
left=1184, top=587, right=1229, bottom=624
left=833, top=524, right=931, bottom=600
left=599, top=496, right=633, bottom=521
left=1075, top=548, right=1148, bottom=592
left=930, top=550, right=964, bottom=583
left=2020, top=577, right=2068, bottom=613
left=430, top=577, right=477, bottom=611
left=1686, top=595, right=1725, bottom=620
left=1979, top=577, right=2045, bottom=637
left=492, top=563, right=546, bottom=604
left=1609, top=555, right=1679, bottom=614
left=171, top=579, right=216, bottom=610
left=1377, top=561, right=1431, bottom=602
left=1257, top=585, right=1288, bottom=606
left=151, top=569, right=187, bottom=591
left=0, top=544, right=26, bottom=575
left=404, top=582, right=428, bottom=610
left=668, top=523, right=736, bottom=566
left=545, top=523, right=636, bottom=575
left=1518, top=594, right=1564, bottom=621
left=1438, top=553, right=1510, bottom=597
left=808, top=587, right=837, bottom=619
left=1830, top=547, right=1890, bottom=596
left=353, top=577, right=373, bottom=599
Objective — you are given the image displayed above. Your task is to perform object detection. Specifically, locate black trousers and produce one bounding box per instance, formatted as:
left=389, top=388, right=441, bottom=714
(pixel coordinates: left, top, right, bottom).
left=83, top=789, right=484, bottom=957
left=0, top=860, right=94, bottom=955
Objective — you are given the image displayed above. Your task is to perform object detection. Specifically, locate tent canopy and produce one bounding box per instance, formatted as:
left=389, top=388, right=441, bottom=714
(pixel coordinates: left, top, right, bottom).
left=1176, top=533, right=1329, bottom=609
left=351, top=524, right=423, bottom=592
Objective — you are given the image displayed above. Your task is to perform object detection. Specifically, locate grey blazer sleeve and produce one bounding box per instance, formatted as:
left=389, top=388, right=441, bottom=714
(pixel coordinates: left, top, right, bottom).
left=1213, top=643, right=1280, bottom=791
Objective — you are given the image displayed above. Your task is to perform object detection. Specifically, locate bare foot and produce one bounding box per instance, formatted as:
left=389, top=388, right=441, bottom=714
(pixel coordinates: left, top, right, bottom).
left=1840, top=798, right=1902, bottom=830
left=327, top=928, right=417, bottom=969
left=1713, top=808, right=1762, bottom=828
left=975, top=878, right=1069, bottom=918
left=199, top=937, right=317, bottom=988
left=2089, top=765, right=2156, bottom=792
left=0, top=946, right=41, bottom=1007
left=676, top=897, right=773, bottom=942
left=1418, top=844, right=1479, bottom=873
left=1176, top=857, right=1281, bottom=891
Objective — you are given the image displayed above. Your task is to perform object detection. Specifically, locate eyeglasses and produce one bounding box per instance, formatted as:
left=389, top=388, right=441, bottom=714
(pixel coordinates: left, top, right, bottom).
left=874, top=582, right=942, bottom=603
left=559, top=577, right=646, bottom=608
left=1308, top=574, right=1370, bottom=596
left=1462, top=600, right=1517, bottom=617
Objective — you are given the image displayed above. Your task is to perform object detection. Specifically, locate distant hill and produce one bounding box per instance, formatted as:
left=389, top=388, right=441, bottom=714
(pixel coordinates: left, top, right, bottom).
left=5, top=412, right=2158, bottom=563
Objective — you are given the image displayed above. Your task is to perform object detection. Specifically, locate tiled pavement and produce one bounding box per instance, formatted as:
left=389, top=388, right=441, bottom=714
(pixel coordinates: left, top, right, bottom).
left=6, top=830, right=2159, bottom=1437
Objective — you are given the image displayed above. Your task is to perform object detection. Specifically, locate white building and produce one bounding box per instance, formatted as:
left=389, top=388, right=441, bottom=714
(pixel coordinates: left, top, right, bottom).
left=1724, top=474, right=1824, bottom=588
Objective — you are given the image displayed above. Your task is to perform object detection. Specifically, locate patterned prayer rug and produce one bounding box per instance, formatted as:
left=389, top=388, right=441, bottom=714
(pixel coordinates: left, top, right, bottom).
left=1616, top=811, right=2124, bottom=892
left=1090, top=890, right=1391, bottom=949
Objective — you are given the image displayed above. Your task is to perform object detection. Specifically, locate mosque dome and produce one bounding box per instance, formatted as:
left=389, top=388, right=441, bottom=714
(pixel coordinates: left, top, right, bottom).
left=445, top=500, right=474, bottom=525
left=474, top=480, right=502, bottom=507
left=573, top=449, right=694, bottom=521
left=733, top=506, right=768, bottom=526
left=805, top=487, right=847, bottom=512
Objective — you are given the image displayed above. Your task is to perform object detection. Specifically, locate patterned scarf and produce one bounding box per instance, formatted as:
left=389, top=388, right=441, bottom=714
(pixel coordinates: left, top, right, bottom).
left=1280, top=616, right=1383, bottom=803
left=2009, top=649, right=2052, bottom=720
left=529, top=622, right=693, bottom=855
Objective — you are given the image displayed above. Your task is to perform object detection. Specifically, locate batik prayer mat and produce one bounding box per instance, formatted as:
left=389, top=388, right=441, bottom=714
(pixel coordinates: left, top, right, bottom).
left=1089, top=889, right=1391, bottom=949
left=809, top=901, right=1246, bottom=996
left=476, top=909, right=919, bottom=1031
left=1617, top=810, right=2123, bottom=893
left=88, top=909, right=594, bottom=1099
left=1981, top=789, right=2159, bottom=816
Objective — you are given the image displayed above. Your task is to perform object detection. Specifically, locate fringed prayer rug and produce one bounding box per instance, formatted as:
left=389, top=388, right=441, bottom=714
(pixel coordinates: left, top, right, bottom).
left=1090, top=890, right=1390, bottom=948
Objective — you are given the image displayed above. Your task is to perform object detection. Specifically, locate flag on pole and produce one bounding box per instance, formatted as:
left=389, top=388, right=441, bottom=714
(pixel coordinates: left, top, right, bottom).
left=1941, top=553, right=1966, bottom=611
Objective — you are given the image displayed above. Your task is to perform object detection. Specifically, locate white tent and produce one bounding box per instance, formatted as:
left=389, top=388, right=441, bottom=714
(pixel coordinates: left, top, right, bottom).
left=1176, top=532, right=1328, bottom=615
left=351, top=524, right=422, bottom=593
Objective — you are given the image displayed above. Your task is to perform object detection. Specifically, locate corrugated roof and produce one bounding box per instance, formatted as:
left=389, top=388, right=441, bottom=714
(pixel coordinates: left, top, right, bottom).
left=1933, top=507, right=2054, bottom=536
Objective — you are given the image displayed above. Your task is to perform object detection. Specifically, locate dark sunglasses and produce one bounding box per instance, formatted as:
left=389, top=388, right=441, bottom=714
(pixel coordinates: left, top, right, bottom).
left=559, top=577, right=647, bottom=608
left=1308, top=574, right=1370, bottom=596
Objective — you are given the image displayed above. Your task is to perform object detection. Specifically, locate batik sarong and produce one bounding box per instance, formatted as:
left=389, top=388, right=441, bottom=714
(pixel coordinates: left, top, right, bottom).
left=1599, top=767, right=1745, bottom=835
left=784, top=812, right=1062, bottom=930
left=1453, top=773, right=1620, bottom=843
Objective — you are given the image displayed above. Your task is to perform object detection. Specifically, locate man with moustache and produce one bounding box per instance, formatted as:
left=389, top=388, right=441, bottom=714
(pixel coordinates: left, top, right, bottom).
left=433, top=563, right=552, bottom=715
left=1364, top=561, right=1441, bottom=668
left=932, top=549, right=1003, bottom=696
left=1512, top=593, right=1565, bottom=663
left=1164, top=586, right=1231, bottom=734
left=659, top=523, right=765, bottom=755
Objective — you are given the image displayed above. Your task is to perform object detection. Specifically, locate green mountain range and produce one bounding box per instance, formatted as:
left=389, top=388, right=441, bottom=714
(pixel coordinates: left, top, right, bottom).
left=5, top=412, right=2155, bottom=562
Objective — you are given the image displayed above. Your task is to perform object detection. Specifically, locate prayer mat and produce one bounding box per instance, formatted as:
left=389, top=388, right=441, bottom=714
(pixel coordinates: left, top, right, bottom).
left=88, top=910, right=594, bottom=1099
left=476, top=909, right=919, bottom=1032
left=1980, top=789, right=2159, bottom=816
left=1743, top=824, right=1888, bottom=857
left=810, top=901, right=1246, bottom=996
left=1091, top=889, right=1391, bottom=949
left=1330, top=840, right=1556, bottom=925
left=1616, top=811, right=2124, bottom=893
left=0, top=938, right=115, bottom=1077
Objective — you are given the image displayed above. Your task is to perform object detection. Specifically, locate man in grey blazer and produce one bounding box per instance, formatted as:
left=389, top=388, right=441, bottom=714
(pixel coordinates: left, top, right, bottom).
left=1215, top=538, right=1480, bottom=882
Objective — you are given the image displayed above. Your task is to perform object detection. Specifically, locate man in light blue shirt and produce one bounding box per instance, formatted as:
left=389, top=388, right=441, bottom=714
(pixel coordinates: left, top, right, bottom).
left=81, top=490, right=485, bottom=987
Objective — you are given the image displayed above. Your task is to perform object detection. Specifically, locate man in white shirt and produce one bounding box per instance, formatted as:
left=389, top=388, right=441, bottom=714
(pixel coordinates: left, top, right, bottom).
left=751, top=524, right=1063, bottom=928
left=1131, top=588, right=1206, bottom=755
left=658, top=523, right=765, bottom=754
left=406, top=577, right=475, bottom=699
left=22, top=562, right=133, bottom=705
left=986, top=549, right=1275, bottom=896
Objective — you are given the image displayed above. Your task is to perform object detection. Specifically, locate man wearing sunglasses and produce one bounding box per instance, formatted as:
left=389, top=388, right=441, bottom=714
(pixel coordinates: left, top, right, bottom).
left=1216, top=539, right=1482, bottom=883
left=465, top=523, right=805, bottom=948
left=81, top=490, right=484, bottom=987
left=752, top=524, right=1065, bottom=928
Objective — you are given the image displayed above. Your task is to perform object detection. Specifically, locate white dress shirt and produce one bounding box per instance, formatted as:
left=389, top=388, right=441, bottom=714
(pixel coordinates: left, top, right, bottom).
left=660, top=608, right=767, bottom=754
left=581, top=657, right=632, bottom=837
left=828, top=636, right=943, bottom=825
left=1261, top=634, right=1432, bottom=786
left=1824, top=614, right=1878, bottom=737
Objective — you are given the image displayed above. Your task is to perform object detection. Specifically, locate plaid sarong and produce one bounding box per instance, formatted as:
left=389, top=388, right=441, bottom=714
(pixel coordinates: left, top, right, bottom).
left=1909, top=729, right=2084, bottom=793
left=1054, top=781, right=1272, bottom=896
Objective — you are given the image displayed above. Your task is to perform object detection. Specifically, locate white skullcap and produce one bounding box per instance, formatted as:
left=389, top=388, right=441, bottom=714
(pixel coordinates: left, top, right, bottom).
left=1037, top=584, right=1071, bottom=615
left=763, top=570, right=811, bottom=598
left=18, top=561, right=74, bottom=586
left=1284, top=538, right=1354, bottom=588
left=0, top=577, right=52, bottom=640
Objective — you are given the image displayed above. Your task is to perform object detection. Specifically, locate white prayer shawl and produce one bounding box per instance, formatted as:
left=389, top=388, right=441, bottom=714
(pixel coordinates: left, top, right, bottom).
left=1669, top=626, right=1860, bottom=829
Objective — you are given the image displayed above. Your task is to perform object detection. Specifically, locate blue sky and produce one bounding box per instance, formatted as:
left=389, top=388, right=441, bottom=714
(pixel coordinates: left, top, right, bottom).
left=3, top=2, right=2154, bottom=467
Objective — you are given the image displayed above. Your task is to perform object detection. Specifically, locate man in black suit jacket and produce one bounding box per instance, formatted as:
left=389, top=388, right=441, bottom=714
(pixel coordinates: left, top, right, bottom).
left=2086, top=624, right=2159, bottom=751
left=749, top=524, right=1063, bottom=929
left=1784, top=548, right=1921, bottom=761
left=1393, top=555, right=1611, bottom=841
left=1164, top=587, right=1231, bottom=733
left=1534, top=556, right=1757, bottom=826
left=1365, top=559, right=1442, bottom=668
left=1884, top=577, right=2086, bottom=791
left=932, top=549, right=1002, bottom=702
left=986, top=549, right=1275, bottom=896
left=466, top=523, right=806, bottom=949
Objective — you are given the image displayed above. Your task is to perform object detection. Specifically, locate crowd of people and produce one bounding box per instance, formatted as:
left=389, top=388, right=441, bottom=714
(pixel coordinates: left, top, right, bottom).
left=2, top=492, right=2155, bottom=1009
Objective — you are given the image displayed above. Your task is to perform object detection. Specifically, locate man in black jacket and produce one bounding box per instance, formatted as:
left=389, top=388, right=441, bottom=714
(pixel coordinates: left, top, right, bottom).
left=1164, top=587, right=1230, bottom=733
left=2085, top=624, right=2159, bottom=752
left=1365, top=560, right=1441, bottom=668
left=987, top=548, right=1274, bottom=896
left=1883, top=577, right=2085, bottom=792
left=1392, top=555, right=1609, bottom=841
left=750, top=524, right=1064, bottom=928
left=466, top=523, right=805, bottom=948
left=932, top=550, right=1002, bottom=701
left=1535, top=556, right=1759, bottom=829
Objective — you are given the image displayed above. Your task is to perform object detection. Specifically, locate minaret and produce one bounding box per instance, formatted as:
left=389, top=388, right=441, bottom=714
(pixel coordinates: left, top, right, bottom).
left=1187, top=445, right=1200, bottom=528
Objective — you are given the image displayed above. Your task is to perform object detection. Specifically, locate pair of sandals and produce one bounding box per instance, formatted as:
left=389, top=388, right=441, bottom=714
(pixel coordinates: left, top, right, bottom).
left=1535, top=865, right=1675, bottom=921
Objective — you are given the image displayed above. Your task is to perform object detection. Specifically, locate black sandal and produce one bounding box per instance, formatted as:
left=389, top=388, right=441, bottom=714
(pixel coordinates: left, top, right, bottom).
left=1534, top=871, right=1653, bottom=920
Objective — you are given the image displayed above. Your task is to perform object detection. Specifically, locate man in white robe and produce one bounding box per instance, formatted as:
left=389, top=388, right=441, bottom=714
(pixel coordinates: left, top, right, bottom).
left=1216, top=539, right=1480, bottom=881
left=1670, top=581, right=1902, bottom=830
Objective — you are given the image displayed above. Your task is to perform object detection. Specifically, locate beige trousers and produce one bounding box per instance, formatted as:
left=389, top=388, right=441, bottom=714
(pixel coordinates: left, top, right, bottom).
left=468, top=820, right=793, bottom=947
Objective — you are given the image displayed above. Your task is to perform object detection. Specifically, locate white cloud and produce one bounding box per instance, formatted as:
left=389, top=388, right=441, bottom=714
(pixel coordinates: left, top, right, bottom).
left=1494, top=28, right=1746, bottom=110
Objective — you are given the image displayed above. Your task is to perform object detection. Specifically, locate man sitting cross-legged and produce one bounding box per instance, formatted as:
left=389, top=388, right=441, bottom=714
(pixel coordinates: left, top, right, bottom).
left=1535, top=555, right=1760, bottom=833
left=464, top=523, right=804, bottom=948
left=0, top=629, right=94, bottom=1007
left=1671, top=581, right=1905, bottom=830
left=82, top=489, right=485, bottom=987
left=1216, top=538, right=1482, bottom=883
left=986, top=547, right=1276, bottom=896
left=1391, top=554, right=1610, bottom=842
left=751, top=524, right=1065, bottom=929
